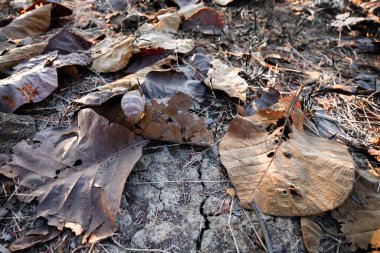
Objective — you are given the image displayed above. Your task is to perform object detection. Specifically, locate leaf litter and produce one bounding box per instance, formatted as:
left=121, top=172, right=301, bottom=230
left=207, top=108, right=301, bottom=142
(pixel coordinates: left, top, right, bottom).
left=0, top=0, right=379, bottom=252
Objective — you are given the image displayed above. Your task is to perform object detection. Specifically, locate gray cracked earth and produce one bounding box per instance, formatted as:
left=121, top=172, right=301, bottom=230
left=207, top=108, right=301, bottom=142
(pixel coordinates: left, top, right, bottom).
left=104, top=143, right=305, bottom=252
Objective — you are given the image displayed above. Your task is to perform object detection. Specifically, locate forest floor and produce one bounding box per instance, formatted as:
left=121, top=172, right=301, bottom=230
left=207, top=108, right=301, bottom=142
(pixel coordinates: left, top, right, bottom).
left=0, top=0, right=379, bottom=252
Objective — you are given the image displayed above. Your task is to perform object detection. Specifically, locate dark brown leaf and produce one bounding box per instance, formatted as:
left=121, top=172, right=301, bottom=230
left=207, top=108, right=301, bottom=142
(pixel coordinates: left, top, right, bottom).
left=245, top=88, right=281, bottom=116
left=1, top=109, right=144, bottom=244
left=44, top=30, right=93, bottom=54
left=182, top=7, right=224, bottom=35
left=124, top=48, right=171, bottom=74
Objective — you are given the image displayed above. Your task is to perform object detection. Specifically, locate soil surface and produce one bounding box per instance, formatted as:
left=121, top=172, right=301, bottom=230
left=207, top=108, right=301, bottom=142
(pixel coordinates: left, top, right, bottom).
left=1, top=0, right=379, bottom=252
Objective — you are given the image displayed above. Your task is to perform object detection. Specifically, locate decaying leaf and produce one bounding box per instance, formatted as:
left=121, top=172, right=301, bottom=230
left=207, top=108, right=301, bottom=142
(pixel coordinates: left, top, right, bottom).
left=141, top=69, right=207, bottom=99
left=0, top=109, right=144, bottom=244
left=44, top=30, right=93, bottom=54
left=245, top=87, right=281, bottom=116
left=301, top=218, right=326, bottom=253
left=91, top=35, right=134, bottom=73
left=9, top=226, right=61, bottom=251
left=213, top=0, right=234, bottom=6
left=0, top=4, right=52, bottom=41
left=204, top=59, right=248, bottom=101
left=219, top=95, right=355, bottom=216
left=135, top=32, right=194, bottom=54
left=332, top=169, right=380, bottom=251
left=135, top=93, right=214, bottom=146
left=0, top=42, right=47, bottom=73
left=0, top=52, right=91, bottom=112
left=182, top=7, right=224, bottom=35
left=121, top=90, right=145, bottom=126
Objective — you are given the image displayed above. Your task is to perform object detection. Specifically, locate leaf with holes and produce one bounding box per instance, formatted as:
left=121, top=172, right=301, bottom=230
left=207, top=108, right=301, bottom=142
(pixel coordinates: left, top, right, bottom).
left=219, top=95, right=355, bottom=216
left=332, top=169, right=380, bottom=251
left=0, top=109, right=144, bottom=245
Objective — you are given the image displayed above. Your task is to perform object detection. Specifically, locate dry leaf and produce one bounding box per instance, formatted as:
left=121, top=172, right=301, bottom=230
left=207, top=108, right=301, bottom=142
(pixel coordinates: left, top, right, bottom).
left=332, top=169, right=380, bottom=251
left=213, top=0, right=234, bottom=6
left=135, top=93, right=214, bottom=146
left=138, top=12, right=181, bottom=35
left=171, top=0, right=199, bottom=8
left=121, top=90, right=145, bottom=126
left=75, top=87, right=128, bottom=106
left=135, top=32, right=194, bottom=54
left=91, top=35, right=134, bottom=73
left=124, top=48, right=171, bottom=74
left=9, top=226, right=61, bottom=251
left=204, top=59, right=248, bottom=101
left=219, top=95, right=355, bottom=216
left=0, top=52, right=91, bottom=112
left=178, top=3, right=205, bottom=19
left=301, top=218, right=326, bottom=253
left=1, top=109, right=143, bottom=244
left=44, top=30, right=93, bottom=54
left=0, top=42, right=47, bottom=73
left=182, top=7, right=224, bottom=35
left=0, top=4, right=52, bottom=41
left=245, top=87, right=281, bottom=116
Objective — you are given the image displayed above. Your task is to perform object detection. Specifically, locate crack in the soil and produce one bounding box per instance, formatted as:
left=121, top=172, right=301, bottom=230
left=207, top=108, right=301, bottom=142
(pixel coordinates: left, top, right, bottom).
left=196, top=161, right=210, bottom=251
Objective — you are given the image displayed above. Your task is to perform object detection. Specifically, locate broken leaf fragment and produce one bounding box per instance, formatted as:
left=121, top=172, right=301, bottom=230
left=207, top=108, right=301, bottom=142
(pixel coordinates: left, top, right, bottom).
left=204, top=59, right=248, bottom=101
left=9, top=226, right=61, bottom=251
left=332, top=169, right=380, bottom=251
left=135, top=93, right=214, bottom=146
left=91, top=35, right=134, bottom=73
left=0, top=4, right=52, bottom=41
left=219, top=95, right=355, bottom=216
left=0, top=109, right=143, bottom=244
left=301, top=218, right=326, bottom=253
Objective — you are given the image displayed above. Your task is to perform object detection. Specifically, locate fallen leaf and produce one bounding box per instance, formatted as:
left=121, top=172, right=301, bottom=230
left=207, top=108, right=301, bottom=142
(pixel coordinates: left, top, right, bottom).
left=9, top=226, right=61, bottom=251
left=44, top=30, right=93, bottom=54
left=182, top=7, right=224, bottom=35
left=245, top=87, right=281, bottom=116
left=213, top=0, right=234, bottom=6
left=300, top=218, right=326, bottom=253
left=204, top=59, right=248, bottom=101
left=170, top=0, right=199, bottom=8
left=74, top=87, right=128, bottom=106
left=91, top=35, right=134, bottom=73
left=177, top=2, right=205, bottom=19
left=332, top=169, right=380, bottom=251
left=369, top=148, right=380, bottom=162
left=0, top=42, right=47, bottom=73
left=0, top=4, right=52, bottom=41
left=141, top=69, right=207, bottom=99
left=21, top=0, right=72, bottom=18
left=138, top=12, right=181, bottom=35
left=1, top=109, right=144, bottom=244
left=121, top=90, right=145, bottom=127
left=135, top=32, right=194, bottom=54
left=219, top=95, right=355, bottom=216
left=135, top=93, right=214, bottom=146
left=0, top=52, right=91, bottom=112
left=124, top=48, right=171, bottom=74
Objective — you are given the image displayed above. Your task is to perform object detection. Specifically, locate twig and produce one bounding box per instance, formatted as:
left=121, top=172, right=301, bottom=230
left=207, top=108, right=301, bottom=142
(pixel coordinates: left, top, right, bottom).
left=228, top=197, right=240, bottom=253
left=111, top=237, right=170, bottom=253
left=249, top=203, right=273, bottom=253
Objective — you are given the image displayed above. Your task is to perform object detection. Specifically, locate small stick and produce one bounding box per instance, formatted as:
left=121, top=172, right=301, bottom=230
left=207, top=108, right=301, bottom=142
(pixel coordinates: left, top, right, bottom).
left=228, top=198, right=240, bottom=253
left=249, top=202, right=273, bottom=253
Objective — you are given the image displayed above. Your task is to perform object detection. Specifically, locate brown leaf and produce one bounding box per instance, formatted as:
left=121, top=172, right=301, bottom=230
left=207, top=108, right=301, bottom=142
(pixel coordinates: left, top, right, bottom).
left=301, top=218, right=326, bottom=253
left=44, top=30, right=93, bottom=54
left=0, top=42, right=47, bottom=73
left=213, top=0, right=234, bottom=6
left=204, top=59, right=248, bottom=101
left=0, top=4, right=52, bottom=41
left=219, top=95, right=355, bottom=216
left=0, top=52, right=91, bottom=112
left=245, top=87, right=281, bottom=116
left=332, top=169, right=380, bottom=251
left=124, top=48, right=171, bottom=74
left=182, top=7, right=224, bottom=35
left=170, top=0, right=199, bottom=8
left=135, top=93, right=214, bottom=146
left=91, top=35, right=134, bottom=73
left=9, top=226, right=61, bottom=251
left=1, top=109, right=143, bottom=244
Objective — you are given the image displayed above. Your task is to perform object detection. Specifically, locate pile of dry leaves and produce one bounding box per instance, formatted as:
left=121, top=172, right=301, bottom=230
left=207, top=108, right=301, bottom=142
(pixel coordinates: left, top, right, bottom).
left=0, top=0, right=379, bottom=252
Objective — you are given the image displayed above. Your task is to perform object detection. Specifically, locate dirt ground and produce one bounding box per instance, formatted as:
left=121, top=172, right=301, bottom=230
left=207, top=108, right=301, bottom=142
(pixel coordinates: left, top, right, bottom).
left=1, top=0, right=379, bottom=252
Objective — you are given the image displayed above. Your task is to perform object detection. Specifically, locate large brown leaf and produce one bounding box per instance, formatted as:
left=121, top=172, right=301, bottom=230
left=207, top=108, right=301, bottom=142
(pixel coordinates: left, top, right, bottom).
left=332, top=169, right=380, bottom=251
left=0, top=4, right=52, bottom=41
left=219, top=96, right=355, bottom=216
left=0, top=109, right=143, bottom=244
left=0, top=52, right=91, bottom=112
